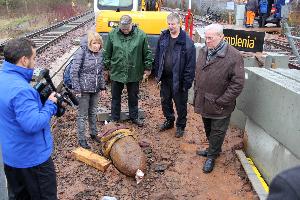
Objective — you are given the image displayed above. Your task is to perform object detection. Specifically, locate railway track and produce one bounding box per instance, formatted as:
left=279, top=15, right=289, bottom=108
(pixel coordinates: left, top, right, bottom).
left=0, top=10, right=94, bottom=64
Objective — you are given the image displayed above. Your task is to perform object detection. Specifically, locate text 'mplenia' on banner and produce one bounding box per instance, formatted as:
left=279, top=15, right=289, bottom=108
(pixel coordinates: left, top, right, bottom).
left=223, top=29, right=265, bottom=52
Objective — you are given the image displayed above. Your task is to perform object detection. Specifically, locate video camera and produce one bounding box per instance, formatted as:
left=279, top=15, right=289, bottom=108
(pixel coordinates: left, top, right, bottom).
left=33, top=68, right=78, bottom=117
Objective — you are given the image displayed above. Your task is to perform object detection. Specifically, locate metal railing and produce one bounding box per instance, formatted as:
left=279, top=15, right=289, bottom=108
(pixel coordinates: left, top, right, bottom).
left=283, top=20, right=300, bottom=64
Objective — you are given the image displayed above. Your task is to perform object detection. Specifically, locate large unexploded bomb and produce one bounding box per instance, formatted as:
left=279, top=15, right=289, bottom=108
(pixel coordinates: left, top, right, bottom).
left=98, top=122, right=147, bottom=178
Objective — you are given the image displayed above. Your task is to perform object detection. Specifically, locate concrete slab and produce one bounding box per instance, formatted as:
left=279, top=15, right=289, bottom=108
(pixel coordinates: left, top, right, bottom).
left=244, top=118, right=300, bottom=184
left=270, top=68, right=300, bottom=83
left=238, top=67, right=300, bottom=159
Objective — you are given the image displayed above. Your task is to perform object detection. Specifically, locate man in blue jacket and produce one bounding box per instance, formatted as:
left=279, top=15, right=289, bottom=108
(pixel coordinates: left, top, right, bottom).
left=154, top=12, right=196, bottom=138
left=0, top=38, right=58, bottom=199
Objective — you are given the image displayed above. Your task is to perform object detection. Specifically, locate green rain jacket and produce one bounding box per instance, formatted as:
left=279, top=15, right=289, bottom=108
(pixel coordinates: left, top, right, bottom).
left=103, top=26, right=153, bottom=83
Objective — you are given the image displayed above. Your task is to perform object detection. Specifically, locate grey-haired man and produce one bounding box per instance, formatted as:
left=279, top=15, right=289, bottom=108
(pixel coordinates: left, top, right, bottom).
left=194, top=24, right=245, bottom=173
left=154, top=12, right=196, bottom=138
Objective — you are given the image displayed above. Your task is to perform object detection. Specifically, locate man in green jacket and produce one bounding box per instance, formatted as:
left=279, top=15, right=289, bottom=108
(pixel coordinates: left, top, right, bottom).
left=103, top=15, right=153, bottom=127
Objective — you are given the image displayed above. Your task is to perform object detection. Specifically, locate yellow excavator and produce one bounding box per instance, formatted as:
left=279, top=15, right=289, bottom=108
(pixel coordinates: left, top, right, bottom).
left=94, top=0, right=169, bottom=50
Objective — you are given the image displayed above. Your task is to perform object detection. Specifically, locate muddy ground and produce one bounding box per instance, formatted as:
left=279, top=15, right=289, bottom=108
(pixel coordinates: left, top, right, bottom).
left=52, top=78, right=257, bottom=200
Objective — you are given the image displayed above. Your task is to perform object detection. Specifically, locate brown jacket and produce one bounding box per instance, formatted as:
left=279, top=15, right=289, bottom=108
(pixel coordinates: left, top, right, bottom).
left=194, top=42, right=245, bottom=118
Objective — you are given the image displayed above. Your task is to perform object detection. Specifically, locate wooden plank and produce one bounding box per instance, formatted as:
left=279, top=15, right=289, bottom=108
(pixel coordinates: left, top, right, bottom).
left=72, top=147, right=111, bottom=172
left=224, top=25, right=281, bottom=33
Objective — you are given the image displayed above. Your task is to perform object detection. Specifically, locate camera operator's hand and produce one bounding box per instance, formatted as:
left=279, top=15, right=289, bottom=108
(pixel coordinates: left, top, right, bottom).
left=75, top=93, right=81, bottom=98
left=48, top=92, right=58, bottom=103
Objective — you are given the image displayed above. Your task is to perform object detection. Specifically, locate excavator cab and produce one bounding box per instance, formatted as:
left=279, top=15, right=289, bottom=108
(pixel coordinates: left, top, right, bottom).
left=94, top=0, right=169, bottom=52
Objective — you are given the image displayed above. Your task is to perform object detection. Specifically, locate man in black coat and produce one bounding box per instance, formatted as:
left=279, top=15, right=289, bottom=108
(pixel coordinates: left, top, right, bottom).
left=267, top=166, right=300, bottom=200
left=154, top=12, right=196, bottom=138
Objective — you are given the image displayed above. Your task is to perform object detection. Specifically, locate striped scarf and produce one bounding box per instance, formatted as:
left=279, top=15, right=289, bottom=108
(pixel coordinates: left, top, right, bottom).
left=206, top=40, right=226, bottom=62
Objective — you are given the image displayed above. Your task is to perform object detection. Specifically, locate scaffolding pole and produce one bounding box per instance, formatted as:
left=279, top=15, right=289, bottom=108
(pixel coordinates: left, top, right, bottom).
left=283, top=19, right=300, bottom=64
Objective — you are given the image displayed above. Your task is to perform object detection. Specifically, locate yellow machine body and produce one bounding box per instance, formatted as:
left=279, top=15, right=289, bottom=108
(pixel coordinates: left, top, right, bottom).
left=95, top=10, right=169, bottom=35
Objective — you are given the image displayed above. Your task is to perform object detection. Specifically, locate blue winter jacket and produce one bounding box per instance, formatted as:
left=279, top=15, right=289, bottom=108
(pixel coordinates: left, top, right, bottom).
left=154, top=29, right=196, bottom=93
left=0, top=61, right=57, bottom=168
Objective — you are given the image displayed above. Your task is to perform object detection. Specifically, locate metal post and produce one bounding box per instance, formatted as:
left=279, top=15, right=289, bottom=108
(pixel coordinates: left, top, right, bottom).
left=0, top=145, right=8, bottom=200
left=282, top=19, right=300, bottom=64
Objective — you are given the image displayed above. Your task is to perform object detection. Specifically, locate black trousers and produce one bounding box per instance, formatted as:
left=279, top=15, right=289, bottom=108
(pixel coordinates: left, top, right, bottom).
left=202, top=116, right=231, bottom=159
left=111, top=81, right=139, bottom=121
left=4, top=157, right=57, bottom=200
left=160, top=78, right=188, bottom=128
left=259, top=13, right=268, bottom=27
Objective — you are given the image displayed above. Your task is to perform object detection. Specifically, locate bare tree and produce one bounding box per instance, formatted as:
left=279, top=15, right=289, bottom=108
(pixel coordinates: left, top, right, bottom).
left=24, top=0, right=28, bottom=13
left=5, top=0, right=10, bottom=15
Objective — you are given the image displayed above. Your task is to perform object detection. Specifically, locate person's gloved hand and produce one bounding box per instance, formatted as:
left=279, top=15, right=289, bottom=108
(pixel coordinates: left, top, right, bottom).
left=75, top=93, right=81, bottom=98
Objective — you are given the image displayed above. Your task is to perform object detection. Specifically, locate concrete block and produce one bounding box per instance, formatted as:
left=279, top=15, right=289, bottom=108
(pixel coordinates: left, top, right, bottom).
left=188, top=83, right=194, bottom=105
left=230, top=107, right=247, bottom=130
left=244, top=57, right=260, bottom=67
left=262, top=52, right=289, bottom=69
left=235, top=5, right=245, bottom=26
left=194, top=28, right=205, bottom=44
left=238, top=67, right=300, bottom=159
left=188, top=43, right=204, bottom=105
left=97, top=107, right=145, bottom=122
left=243, top=52, right=289, bottom=69
left=244, top=118, right=300, bottom=184
left=195, top=43, right=205, bottom=61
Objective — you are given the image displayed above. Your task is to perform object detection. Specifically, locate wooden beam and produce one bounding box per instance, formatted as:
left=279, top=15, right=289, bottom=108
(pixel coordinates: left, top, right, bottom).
left=72, top=147, right=111, bottom=172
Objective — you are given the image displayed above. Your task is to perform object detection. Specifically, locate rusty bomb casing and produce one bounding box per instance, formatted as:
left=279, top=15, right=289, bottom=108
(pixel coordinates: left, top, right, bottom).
left=99, top=123, right=146, bottom=177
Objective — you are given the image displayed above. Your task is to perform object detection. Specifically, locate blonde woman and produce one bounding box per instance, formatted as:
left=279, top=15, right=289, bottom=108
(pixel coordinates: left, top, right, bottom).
left=71, top=31, right=106, bottom=149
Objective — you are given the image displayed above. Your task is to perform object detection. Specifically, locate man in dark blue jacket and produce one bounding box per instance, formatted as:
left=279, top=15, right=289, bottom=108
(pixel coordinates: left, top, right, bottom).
left=0, top=38, right=58, bottom=199
left=154, top=12, right=196, bottom=138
